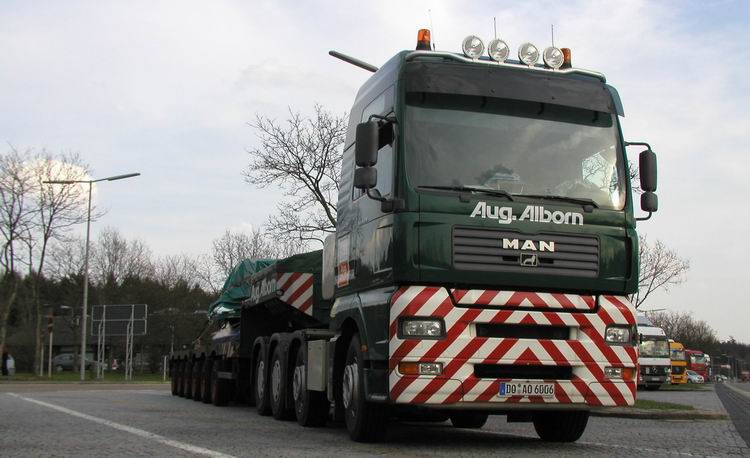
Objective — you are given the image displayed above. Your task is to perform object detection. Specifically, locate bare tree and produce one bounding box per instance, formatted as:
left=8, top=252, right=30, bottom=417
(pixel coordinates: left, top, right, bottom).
left=90, top=227, right=154, bottom=285
left=245, top=105, right=346, bottom=246
left=44, top=237, right=87, bottom=280
left=27, top=151, right=91, bottom=373
left=0, top=148, right=36, bottom=350
left=155, top=253, right=200, bottom=288
left=211, top=228, right=275, bottom=278
left=630, top=235, right=690, bottom=309
left=649, top=310, right=718, bottom=352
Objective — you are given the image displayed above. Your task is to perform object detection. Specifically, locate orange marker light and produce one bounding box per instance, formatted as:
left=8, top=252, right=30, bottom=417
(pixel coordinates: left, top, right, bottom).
left=416, top=29, right=432, bottom=51
left=398, top=362, right=420, bottom=375
left=622, top=368, right=635, bottom=381
left=561, top=48, right=572, bottom=69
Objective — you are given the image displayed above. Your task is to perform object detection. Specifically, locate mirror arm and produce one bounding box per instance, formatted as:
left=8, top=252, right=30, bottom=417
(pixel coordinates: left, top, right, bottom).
left=636, top=212, right=653, bottom=222
left=368, top=113, right=398, bottom=125
left=624, top=141, right=653, bottom=150
left=365, top=188, right=404, bottom=213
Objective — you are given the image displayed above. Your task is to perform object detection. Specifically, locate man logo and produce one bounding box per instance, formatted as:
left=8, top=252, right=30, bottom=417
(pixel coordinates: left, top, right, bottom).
left=520, top=253, right=538, bottom=267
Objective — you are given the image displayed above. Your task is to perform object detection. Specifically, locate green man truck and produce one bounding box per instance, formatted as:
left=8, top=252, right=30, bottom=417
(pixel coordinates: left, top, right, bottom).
left=170, top=29, right=658, bottom=443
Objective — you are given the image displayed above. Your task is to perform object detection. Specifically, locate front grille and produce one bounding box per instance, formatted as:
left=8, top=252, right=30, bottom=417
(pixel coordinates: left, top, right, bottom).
left=474, top=364, right=573, bottom=380
left=476, top=324, right=569, bottom=340
left=453, top=227, right=599, bottom=277
left=671, top=366, right=685, bottom=374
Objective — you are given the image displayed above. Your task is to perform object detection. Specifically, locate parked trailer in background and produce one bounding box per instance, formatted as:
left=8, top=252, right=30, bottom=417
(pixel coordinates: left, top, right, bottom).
left=669, top=340, right=688, bottom=385
left=685, top=350, right=710, bottom=380
left=171, top=29, right=659, bottom=443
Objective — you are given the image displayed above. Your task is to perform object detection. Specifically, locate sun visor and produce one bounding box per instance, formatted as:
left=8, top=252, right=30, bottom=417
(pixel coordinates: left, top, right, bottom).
left=402, top=61, right=618, bottom=115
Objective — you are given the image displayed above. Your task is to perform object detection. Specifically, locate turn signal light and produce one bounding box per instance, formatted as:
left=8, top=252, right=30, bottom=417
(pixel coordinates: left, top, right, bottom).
left=561, top=48, right=572, bottom=69
left=416, top=29, right=432, bottom=50
left=398, top=362, right=443, bottom=376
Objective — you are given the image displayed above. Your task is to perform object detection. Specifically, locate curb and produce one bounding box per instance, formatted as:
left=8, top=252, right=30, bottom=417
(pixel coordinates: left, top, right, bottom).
left=591, top=408, right=727, bottom=420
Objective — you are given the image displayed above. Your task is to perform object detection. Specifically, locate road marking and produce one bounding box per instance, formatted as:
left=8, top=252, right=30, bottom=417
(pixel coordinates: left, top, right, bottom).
left=6, top=393, right=236, bottom=458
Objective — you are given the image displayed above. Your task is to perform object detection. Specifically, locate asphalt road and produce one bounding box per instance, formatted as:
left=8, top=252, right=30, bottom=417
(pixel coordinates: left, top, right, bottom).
left=1, top=384, right=748, bottom=457
left=716, top=382, right=750, bottom=449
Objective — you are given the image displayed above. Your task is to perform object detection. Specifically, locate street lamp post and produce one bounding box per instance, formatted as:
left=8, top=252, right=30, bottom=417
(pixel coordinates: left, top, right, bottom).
left=44, top=172, right=140, bottom=381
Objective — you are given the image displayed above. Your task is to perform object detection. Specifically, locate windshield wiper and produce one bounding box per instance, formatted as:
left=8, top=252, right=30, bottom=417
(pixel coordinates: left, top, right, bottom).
left=517, top=194, right=599, bottom=209
left=417, top=185, right=514, bottom=201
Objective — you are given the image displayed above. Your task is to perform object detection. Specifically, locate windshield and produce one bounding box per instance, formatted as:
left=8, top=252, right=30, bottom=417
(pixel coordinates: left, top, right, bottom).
left=405, top=93, right=627, bottom=210
left=690, top=354, right=707, bottom=365
left=639, top=337, right=670, bottom=358
left=671, top=349, right=686, bottom=361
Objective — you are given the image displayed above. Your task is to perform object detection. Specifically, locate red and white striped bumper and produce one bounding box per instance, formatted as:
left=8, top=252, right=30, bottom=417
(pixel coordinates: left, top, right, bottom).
left=388, top=286, right=637, bottom=408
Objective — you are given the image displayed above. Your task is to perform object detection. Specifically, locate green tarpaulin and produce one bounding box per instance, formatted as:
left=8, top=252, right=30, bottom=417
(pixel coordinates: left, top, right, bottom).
left=208, top=258, right=276, bottom=320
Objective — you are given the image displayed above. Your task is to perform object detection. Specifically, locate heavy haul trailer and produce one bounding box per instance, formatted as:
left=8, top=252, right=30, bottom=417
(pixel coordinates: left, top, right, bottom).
left=171, top=30, right=659, bottom=443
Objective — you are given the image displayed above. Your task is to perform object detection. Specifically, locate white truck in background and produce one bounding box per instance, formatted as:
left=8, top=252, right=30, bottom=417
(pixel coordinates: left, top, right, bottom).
left=636, top=314, right=671, bottom=390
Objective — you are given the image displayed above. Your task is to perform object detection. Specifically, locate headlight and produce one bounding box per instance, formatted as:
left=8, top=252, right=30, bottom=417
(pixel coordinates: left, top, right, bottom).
left=462, top=35, right=485, bottom=59
left=518, top=42, right=539, bottom=66
left=401, top=318, right=444, bottom=338
left=487, top=38, right=510, bottom=62
left=543, top=46, right=564, bottom=69
left=605, top=326, right=631, bottom=344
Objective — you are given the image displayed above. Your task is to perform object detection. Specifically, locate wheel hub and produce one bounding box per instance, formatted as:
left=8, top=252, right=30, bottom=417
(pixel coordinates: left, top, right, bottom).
left=256, top=361, right=265, bottom=398
left=342, top=360, right=358, bottom=410
left=293, top=364, right=304, bottom=401
left=271, top=360, right=282, bottom=403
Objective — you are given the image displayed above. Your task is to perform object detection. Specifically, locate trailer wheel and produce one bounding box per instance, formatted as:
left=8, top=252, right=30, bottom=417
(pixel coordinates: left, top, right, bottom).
left=176, top=361, right=186, bottom=397
left=200, top=358, right=213, bottom=404
left=450, top=412, right=488, bottom=429
left=185, top=360, right=195, bottom=399
left=170, top=361, right=179, bottom=396
left=533, top=411, right=589, bottom=442
left=211, top=361, right=229, bottom=406
left=293, top=345, right=329, bottom=427
left=343, top=334, right=388, bottom=442
left=270, top=345, right=295, bottom=420
left=254, top=351, right=272, bottom=416
left=192, top=360, right=203, bottom=401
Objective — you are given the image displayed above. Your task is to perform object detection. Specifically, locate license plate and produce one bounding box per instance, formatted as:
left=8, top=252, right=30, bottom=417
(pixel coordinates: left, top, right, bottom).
left=499, top=381, right=555, bottom=398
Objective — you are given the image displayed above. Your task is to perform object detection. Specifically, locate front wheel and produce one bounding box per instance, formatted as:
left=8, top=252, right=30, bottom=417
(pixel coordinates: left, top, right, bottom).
left=342, top=334, right=388, bottom=442
left=293, top=344, right=329, bottom=427
left=533, top=411, right=589, bottom=442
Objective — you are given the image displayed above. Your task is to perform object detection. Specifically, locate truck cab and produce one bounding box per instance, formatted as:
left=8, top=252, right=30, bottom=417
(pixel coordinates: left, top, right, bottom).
left=636, top=314, right=671, bottom=390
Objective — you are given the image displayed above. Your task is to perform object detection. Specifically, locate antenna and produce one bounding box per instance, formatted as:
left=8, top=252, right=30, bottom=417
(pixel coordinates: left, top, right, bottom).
left=428, top=9, right=435, bottom=50
left=551, top=24, right=555, bottom=48
left=494, top=17, right=497, bottom=40
left=328, top=50, right=378, bottom=73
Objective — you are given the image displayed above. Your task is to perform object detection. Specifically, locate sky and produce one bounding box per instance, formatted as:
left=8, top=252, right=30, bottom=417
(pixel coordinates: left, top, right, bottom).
left=1, top=1, right=748, bottom=341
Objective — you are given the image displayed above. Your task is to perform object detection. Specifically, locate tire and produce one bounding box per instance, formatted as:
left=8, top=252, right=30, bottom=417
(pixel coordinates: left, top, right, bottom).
left=184, top=361, right=194, bottom=399
left=533, top=411, right=589, bottom=442
left=176, top=361, right=185, bottom=397
left=293, top=344, right=329, bottom=427
left=201, top=358, right=213, bottom=404
left=192, top=360, right=203, bottom=401
left=645, top=384, right=661, bottom=391
left=270, top=345, right=294, bottom=421
left=170, top=361, right=179, bottom=396
left=55, top=365, right=65, bottom=373
left=450, top=412, right=488, bottom=429
left=211, top=361, right=229, bottom=406
left=342, top=334, right=388, bottom=442
left=254, top=350, right=272, bottom=416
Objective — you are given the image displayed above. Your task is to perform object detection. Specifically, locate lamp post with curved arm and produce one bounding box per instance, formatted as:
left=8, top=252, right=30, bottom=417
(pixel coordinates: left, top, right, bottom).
left=44, top=172, right=140, bottom=380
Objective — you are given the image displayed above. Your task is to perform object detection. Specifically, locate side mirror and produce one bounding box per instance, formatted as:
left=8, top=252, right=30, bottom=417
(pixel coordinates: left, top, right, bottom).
left=639, top=149, right=657, bottom=192
left=641, top=192, right=658, bottom=213
left=355, top=121, right=379, bottom=167
left=354, top=167, right=377, bottom=190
